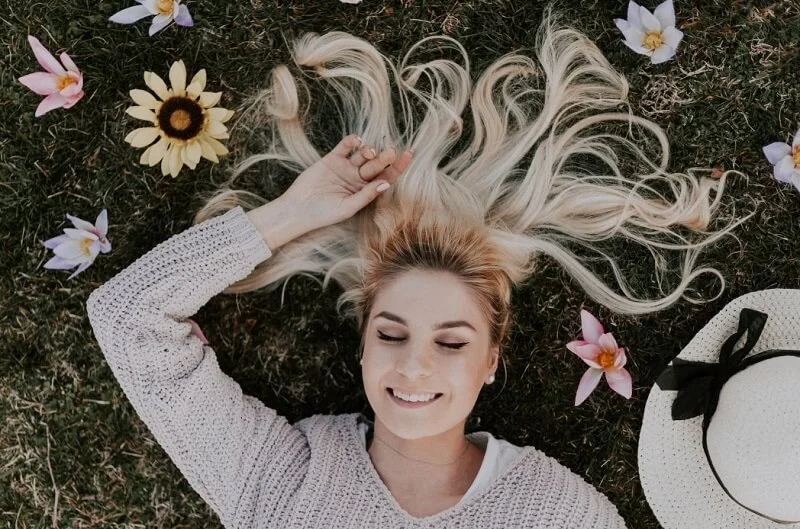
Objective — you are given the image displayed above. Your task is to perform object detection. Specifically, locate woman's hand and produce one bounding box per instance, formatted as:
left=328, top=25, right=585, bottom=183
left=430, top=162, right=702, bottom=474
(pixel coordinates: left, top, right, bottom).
left=280, top=134, right=413, bottom=233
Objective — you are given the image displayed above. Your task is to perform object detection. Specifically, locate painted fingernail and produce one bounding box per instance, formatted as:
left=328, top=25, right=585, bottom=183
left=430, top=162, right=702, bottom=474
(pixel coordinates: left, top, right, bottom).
left=376, top=182, right=391, bottom=193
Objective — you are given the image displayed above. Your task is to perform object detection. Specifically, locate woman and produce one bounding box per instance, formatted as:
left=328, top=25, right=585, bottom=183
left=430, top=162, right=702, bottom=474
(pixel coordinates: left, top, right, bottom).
left=86, top=10, right=740, bottom=528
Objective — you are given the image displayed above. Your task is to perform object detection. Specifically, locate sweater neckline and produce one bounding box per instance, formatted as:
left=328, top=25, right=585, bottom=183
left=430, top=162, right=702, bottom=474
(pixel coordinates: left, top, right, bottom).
left=347, top=412, right=536, bottom=524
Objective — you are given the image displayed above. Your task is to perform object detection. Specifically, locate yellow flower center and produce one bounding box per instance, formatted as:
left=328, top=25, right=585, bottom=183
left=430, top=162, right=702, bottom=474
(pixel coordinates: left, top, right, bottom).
left=597, top=350, right=616, bottom=369
left=793, top=146, right=800, bottom=168
left=57, top=75, right=77, bottom=91
left=169, top=109, right=192, bottom=131
left=643, top=31, right=665, bottom=51
left=81, top=238, right=94, bottom=255
left=157, top=0, right=174, bottom=15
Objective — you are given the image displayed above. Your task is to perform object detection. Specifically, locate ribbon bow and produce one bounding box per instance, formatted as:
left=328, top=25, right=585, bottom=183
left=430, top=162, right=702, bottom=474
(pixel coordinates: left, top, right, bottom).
left=655, top=308, right=768, bottom=421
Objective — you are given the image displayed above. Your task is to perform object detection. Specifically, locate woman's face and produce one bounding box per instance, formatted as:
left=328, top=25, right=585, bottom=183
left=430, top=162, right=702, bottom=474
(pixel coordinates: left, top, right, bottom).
left=361, top=269, right=499, bottom=439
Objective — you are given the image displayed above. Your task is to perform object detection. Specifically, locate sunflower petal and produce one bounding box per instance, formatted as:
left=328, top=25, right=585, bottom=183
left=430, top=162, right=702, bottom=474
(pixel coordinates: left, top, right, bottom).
left=190, top=68, right=206, bottom=92
left=205, top=120, right=229, bottom=139
left=169, top=143, right=184, bottom=177
left=124, top=127, right=160, bottom=148
left=161, top=145, right=172, bottom=175
left=199, top=91, right=221, bottom=108
left=130, top=88, right=160, bottom=109
left=206, top=107, right=233, bottom=123
left=147, top=137, right=169, bottom=166
left=144, top=71, right=170, bottom=100
left=185, top=140, right=202, bottom=166
left=126, top=105, right=157, bottom=122
left=203, top=136, right=229, bottom=156
left=198, top=137, right=219, bottom=162
left=169, top=60, right=187, bottom=95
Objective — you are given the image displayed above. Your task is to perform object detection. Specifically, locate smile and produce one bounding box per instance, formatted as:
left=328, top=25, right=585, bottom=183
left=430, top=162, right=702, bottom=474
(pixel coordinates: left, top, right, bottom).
left=386, top=388, right=443, bottom=408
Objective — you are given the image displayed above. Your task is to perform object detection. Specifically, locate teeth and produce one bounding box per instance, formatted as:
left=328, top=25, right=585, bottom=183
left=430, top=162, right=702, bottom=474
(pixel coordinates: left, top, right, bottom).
left=392, top=389, right=438, bottom=402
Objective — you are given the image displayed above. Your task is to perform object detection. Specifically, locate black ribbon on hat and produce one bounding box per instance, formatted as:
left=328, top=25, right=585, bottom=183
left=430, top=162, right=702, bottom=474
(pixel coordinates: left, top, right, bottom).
left=655, top=307, right=800, bottom=524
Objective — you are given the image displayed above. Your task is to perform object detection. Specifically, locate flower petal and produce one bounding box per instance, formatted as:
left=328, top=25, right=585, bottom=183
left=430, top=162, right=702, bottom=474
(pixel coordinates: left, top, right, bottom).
left=109, top=5, right=153, bottom=24
left=94, top=210, right=108, bottom=236
left=44, top=255, right=79, bottom=270
left=174, top=4, right=193, bottom=26
left=130, top=88, right=160, bottom=109
left=18, top=72, right=59, bottom=95
left=59, top=52, right=80, bottom=74
left=774, top=156, right=796, bottom=183
left=53, top=239, right=88, bottom=260
left=125, top=127, right=160, bottom=147
left=567, top=341, right=603, bottom=368
left=650, top=45, right=675, bottom=64
left=579, top=309, right=604, bottom=343
left=64, top=228, right=97, bottom=241
left=793, top=128, right=800, bottom=149
left=598, top=333, right=620, bottom=353
left=627, top=1, right=642, bottom=28
left=206, top=107, right=232, bottom=123
left=205, top=120, right=229, bottom=138
left=185, top=140, right=202, bottom=166
left=161, top=145, right=172, bottom=175
left=662, top=26, right=683, bottom=49
left=203, top=136, right=229, bottom=156
left=42, top=234, right=71, bottom=249
left=149, top=14, right=173, bottom=36
left=638, top=5, right=661, bottom=31
left=653, top=0, right=676, bottom=29
left=605, top=368, right=633, bottom=399
left=27, top=36, right=65, bottom=75
left=35, top=93, right=68, bottom=117
left=144, top=71, right=170, bottom=100
left=65, top=213, right=95, bottom=231
left=67, top=259, right=95, bottom=280
left=614, top=18, right=630, bottom=32
left=198, top=137, right=219, bottom=162
left=199, top=91, right=221, bottom=108
left=169, top=143, right=184, bottom=177
left=126, top=105, right=157, bottom=122
left=763, top=142, right=791, bottom=165
left=169, top=60, right=187, bottom=94
left=614, top=348, right=627, bottom=368
left=145, top=136, right=169, bottom=166
left=575, top=368, right=604, bottom=406
left=792, top=174, right=800, bottom=193
left=62, top=91, right=84, bottom=108
left=622, top=39, right=652, bottom=56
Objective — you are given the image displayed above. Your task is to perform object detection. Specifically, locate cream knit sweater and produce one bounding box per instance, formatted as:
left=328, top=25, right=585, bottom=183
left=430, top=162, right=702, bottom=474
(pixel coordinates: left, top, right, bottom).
left=86, top=205, right=629, bottom=529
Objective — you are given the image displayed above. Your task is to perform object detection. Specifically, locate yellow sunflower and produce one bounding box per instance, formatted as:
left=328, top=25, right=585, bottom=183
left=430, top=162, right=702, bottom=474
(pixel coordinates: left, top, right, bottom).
left=123, top=60, right=234, bottom=178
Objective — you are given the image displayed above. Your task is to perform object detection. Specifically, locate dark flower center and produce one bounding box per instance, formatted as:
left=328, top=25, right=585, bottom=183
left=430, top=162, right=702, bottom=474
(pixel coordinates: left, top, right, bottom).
left=157, top=97, right=204, bottom=140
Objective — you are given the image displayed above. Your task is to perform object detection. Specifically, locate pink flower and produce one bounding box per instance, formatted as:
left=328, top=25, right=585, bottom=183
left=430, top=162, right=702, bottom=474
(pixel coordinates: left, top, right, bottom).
left=762, top=127, right=800, bottom=191
left=566, top=309, right=633, bottom=406
left=18, top=36, right=84, bottom=117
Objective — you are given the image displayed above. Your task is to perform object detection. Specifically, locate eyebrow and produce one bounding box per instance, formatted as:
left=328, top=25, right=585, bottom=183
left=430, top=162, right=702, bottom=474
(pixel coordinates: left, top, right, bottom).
left=373, top=311, right=477, bottom=332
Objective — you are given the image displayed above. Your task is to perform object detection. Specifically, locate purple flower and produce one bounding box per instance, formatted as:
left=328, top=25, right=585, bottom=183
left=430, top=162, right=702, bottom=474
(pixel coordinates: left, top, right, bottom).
left=763, top=127, right=800, bottom=191
left=42, top=210, right=111, bottom=280
left=110, top=0, right=193, bottom=36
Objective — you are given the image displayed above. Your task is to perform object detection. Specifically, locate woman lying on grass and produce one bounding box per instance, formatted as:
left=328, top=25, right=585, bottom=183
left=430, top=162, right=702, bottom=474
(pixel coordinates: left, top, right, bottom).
left=86, top=9, right=741, bottom=528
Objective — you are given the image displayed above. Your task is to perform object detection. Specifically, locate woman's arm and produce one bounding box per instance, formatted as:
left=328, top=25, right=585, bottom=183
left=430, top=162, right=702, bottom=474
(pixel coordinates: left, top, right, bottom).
left=86, top=200, right=310, bottom=527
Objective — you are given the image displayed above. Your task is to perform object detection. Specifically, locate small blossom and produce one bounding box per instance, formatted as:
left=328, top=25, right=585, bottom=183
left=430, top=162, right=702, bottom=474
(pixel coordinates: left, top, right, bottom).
left=17, top=36, right=84, bottom=117
left=567, top=309, right=633, bottom=406
left=763, top=127, right=800, bottom=192
left=110, top=0, right=193, bottom=36
left=123, top=59, right=234, bottom=177
left=614, top=0, right=684, bottom=64
left=42, top=210, right=111, bottom=280
left=340, top=0, right=363, bottom=4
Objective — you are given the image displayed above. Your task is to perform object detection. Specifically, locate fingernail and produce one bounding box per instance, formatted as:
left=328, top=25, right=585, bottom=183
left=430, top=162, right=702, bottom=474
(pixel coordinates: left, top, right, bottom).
left=376, top=182, right=390, bottom=193
left=368, top=148, right=376, bottom=158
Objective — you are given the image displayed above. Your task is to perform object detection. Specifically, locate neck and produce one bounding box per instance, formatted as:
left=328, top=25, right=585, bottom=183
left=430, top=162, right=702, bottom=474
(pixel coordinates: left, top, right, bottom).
left=366, top=417, right=485, bottom=499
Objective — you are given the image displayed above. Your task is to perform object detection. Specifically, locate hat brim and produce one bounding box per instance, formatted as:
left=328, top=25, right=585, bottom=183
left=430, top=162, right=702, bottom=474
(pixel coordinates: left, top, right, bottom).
left=638, top=289, right=800, bottom=529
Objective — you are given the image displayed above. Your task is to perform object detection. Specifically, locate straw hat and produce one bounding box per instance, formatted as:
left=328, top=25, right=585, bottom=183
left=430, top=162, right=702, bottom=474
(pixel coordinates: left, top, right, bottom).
left=638, top=289, right=800, bottom=528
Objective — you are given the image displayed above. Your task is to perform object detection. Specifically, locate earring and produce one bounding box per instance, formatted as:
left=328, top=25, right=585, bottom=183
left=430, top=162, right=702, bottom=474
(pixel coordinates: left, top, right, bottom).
left=486, top=374, right=495, bottom=384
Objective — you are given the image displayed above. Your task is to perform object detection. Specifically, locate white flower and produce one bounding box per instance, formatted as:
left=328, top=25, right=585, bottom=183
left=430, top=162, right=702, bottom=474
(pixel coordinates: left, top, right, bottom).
left=614, top=0, right=684, bottom=64
left=42, top=210, right=111, bottom=280
left=763, top=128, right=800, bottom=192
left=109, top=0, right=193, bottom=37
left=340, top=0, right=363, bottom=3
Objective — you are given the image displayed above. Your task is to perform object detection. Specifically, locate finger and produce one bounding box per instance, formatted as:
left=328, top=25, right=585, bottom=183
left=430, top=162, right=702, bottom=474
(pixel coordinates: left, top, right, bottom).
left=342, top=178, right=392, bottom=217
left=357, top=147, right=397, bottom=181
left=376, top=150, right=413, bottom=183
left=349, top=144, right=377, bottom=167
left=331, top=134, right=363, bottom=157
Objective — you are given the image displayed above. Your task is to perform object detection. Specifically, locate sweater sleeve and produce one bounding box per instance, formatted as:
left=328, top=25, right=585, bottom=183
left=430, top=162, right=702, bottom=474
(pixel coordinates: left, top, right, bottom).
left=86, top=205, right=310, bottom=527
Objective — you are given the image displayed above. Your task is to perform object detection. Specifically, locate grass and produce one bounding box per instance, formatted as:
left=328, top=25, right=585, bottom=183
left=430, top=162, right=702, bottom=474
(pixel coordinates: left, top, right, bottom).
left=2, top=0, right=800, bottom=527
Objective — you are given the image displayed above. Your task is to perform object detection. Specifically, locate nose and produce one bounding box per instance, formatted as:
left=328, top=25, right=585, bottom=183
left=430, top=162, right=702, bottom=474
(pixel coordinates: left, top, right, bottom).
left=394, top=343, right=435, bottom=379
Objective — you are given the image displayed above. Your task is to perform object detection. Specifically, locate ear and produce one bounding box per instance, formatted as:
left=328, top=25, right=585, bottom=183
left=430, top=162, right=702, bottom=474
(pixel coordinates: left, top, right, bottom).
left=488, top=345, right=499, bottom=372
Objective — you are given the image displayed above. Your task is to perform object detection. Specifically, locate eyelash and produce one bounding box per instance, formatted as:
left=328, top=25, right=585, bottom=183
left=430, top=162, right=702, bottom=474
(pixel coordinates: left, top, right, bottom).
left=377, top=331, right=468, bottom=350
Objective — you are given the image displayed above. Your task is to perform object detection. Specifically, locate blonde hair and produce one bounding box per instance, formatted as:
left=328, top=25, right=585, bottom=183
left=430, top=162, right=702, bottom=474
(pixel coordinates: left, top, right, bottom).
left=193, top=9, right=749, bottom=359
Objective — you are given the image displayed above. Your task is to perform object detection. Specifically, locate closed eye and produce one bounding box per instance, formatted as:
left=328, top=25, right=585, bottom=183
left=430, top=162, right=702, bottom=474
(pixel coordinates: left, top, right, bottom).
left=377, top=331, right=468, bottom=350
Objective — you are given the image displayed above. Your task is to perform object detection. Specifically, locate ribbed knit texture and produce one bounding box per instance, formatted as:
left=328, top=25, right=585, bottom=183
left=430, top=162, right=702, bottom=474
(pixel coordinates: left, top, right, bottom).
left=86, top=205, right=629, bottom=529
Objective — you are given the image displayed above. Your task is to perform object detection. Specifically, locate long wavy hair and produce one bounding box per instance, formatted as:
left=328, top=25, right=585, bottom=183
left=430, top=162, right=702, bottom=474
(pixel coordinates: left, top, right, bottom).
left=192, top=9, right=748, bottom=366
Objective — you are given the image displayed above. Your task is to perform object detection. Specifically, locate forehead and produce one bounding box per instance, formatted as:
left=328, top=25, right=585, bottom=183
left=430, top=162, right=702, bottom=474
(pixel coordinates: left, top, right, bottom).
left=372, top=270, right=484, bottom=328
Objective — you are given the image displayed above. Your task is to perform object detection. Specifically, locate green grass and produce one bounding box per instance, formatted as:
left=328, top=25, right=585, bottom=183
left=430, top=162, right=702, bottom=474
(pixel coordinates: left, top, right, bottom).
left=2, top=0, right=800, bottom=527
